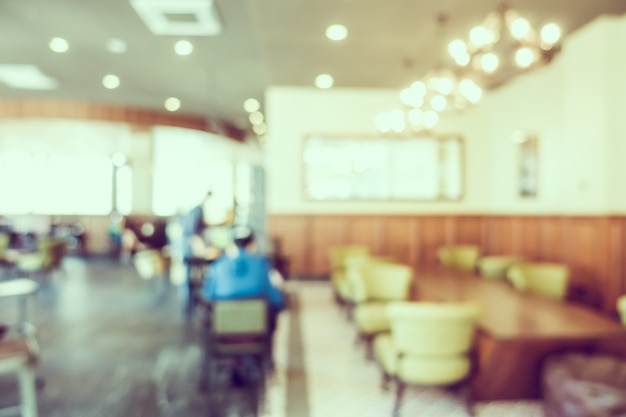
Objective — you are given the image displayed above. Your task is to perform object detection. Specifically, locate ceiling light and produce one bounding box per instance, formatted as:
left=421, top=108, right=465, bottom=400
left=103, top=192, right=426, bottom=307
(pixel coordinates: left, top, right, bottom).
left=164, top=97, right=181, bottom=112
left=326, top=24, right=348, bottom=41
left=315, top=74, right=334, bottom=89
left=243, top=98, right=260, bottom=112
left=49, top=37, right=69, bottom=53
left=0, top=64, right=58, bottom=90
left=130, top=0, right=222, bottom=36
left=249, top=111, right=264, bottom=125
left=174, top=40, right=193, bottom=55
left=102, top=74, right=120, bottom=89
left=541, top=23, right=561, bottom=46
left=106, top=38, right=128, bottom=54
left=252, top=123, right=267, bottom=135
left=451, top=2, right=561, bottom=86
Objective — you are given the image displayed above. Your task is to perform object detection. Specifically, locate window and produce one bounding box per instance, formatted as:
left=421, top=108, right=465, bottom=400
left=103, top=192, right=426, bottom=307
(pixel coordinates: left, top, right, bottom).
left=303, top=135, right=464, bottom=201
left=0, top=152, right=113, bottom=214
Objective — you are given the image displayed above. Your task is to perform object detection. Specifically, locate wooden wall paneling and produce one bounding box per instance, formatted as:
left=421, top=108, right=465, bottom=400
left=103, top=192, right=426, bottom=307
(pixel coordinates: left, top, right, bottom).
left=309, top=216, right=347, bottom=276
left=268, top=215, right=309, bottom=277
left=378, top=216, right=415, bottom=266
left=563, top=217, right=607, bottom=309
left=418, top=217, right=449, bottom=267
left=485, top=217, right=515, bottom=255
left=454, top=216, right=484, bottom=247
left=516, top=217, right=542, bottom=261
left=345, top=216, right=378, bottom=252
left=539, top=217, right=565, bottom=262
left=607, top=218, right=626, bottom=314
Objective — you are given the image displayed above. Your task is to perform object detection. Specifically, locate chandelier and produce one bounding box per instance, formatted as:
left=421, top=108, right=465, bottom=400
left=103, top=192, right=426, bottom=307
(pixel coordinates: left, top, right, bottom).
left=375, top=15, right=483, bottom=134
left=448, top=2, right=562, bottom=87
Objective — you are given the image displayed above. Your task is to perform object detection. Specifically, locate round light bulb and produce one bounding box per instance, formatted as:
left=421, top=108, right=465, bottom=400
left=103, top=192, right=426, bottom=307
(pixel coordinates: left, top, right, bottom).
left=102, top=74, right=120, bottom=89
left=106, top=38, right=127, bottom=54
left=374, top=112, right=391, bottom=133
left=389, top=108, right=405, bottom=133
left=164, top=97, right=181, bottom=112
left=515, top=47, right=535, bottom=68
left=470, top=26, right=495, bottom=48
left=481, top=53, right=499, bottom=73
left=249, top=111, right=264, bottom=125
left=407, top=109, right=424, bottom=126
left=111, top=152, right=127, bottom=167
left=431, top=95, right=447, bottom=112
left=423, top=111, right=439, bottom=130
left=49, top=37, right=69, bottom=53
left=243, top=98, right=260, bottom=112
left=541, top=23, right=561, bottom=46
left=448, top=40, right=467, bottom=58
left=510, top=18, right=531, bottom=40
left=175, top=40, right=194, bottom=56
left=315, top=74, right=334, bottom=89
left=325, top=24, right=348, bottom=41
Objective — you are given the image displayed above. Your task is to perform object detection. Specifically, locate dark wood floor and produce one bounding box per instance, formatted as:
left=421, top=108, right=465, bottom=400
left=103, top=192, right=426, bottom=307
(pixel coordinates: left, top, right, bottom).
left=0, top=257, right=294, bottom=417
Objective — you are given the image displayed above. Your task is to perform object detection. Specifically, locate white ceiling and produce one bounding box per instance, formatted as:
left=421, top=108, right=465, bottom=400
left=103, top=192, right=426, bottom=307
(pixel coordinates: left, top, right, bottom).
left=1, top=0, right=626, bottom=137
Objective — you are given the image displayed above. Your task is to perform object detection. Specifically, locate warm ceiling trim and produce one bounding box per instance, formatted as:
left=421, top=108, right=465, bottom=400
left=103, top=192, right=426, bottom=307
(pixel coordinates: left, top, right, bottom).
left=0, top=100, right=245, bottom=141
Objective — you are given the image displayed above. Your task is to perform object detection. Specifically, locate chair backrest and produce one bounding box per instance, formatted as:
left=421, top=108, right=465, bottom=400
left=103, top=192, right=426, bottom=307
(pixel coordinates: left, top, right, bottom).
left=386, top=301, right=480, bottom=356
left=476, top=255, right=524, bottom=279
left=506, top=262, right=569, bottom=300
left=212, top=299, right=268, bottom=336
left=328, top=245, right=369, bottom=271
left=437, top=245, right=480, bottom=271
left=0, top=232, right=9, bottom=256
left=359, top=262, right=413, bottom=302
left=617, top=296, right=626, bottom=326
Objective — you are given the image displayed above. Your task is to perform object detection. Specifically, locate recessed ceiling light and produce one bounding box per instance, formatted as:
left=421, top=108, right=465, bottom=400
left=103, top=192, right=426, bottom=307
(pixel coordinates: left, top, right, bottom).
left=315, top=74, right=334, bottom=89
left=175, top=40, right=194, bottom=55
left=243, top=98, right=260, bottom=113
left=164, top=97, right=181, bottom=112
left=249, top=111, right=264, bottom=125
left=106, top=38, right=128, bottom=54
left=326, top=24, right=348, bottom=41
left=49, top=37, right=69, bottom=53
left=0, top=64, right=58, bottom=90
left=102, top=74, right=120, bottom=89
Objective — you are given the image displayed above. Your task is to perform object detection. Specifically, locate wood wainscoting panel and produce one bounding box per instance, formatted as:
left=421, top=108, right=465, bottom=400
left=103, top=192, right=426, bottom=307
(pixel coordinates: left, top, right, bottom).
left=540, top=217, right=565, bottom=262
left=607, top=218, right=626, bottom=313
left=268, top=215, right=309, bottom=276
left=453, top=216, right=483, bottom=247
left=484, top=217, right=515, bottom=256
left=517, top=217, right=542, bottom=261
left=345, top=216, right=379, bottom=254
left=268, top=214, right=626, bottom=313
left=378, top=216, right=416, bottom=267
left=563, top=218, right=608, bottom=308
left=416, top=217, right=449, bottom=268
left=309, top=216, right=347, bottom=276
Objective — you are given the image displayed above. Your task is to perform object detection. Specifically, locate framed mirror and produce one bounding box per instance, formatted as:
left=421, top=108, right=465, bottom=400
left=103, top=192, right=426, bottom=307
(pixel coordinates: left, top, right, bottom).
left=302, top=134, right=464, bottom=201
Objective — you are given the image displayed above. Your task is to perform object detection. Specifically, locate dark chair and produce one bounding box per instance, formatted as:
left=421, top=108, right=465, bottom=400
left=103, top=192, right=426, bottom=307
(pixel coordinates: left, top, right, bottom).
left=199, top=298, right=271, bottom=413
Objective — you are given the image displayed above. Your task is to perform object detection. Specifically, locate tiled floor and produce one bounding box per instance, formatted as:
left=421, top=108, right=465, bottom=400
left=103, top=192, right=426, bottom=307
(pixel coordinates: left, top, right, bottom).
left=293, top=281, right=544, bottom=417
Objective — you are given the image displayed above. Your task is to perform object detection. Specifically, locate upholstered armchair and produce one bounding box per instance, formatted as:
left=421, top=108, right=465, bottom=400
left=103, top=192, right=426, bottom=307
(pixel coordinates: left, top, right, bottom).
left=476, top=255, right=524, bottom=279
left=506, top=262, right=569, bottom=300
left=327, top=245, right=370, bottom=305
left=351, top=262, right=413, bottom=358
left=373, top=301, right=480, bottom=417
left=437, top=245, right=481, bottom=272
left=617, top=295, right=626, bottom=326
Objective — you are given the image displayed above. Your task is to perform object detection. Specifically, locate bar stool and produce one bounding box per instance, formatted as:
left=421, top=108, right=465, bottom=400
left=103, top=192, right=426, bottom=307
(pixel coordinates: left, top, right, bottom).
left=0, top=336, right=39, bottom=417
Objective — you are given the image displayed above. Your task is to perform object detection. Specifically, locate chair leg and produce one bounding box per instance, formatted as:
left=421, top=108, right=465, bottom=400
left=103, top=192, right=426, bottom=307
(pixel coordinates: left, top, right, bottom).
left=18, top=366, right=38, bottom=417
left=392, top=380, right=405, bottom=417
left=381, top=372, right=392, bottom=391
left=457, top=381, right=475, bottom=417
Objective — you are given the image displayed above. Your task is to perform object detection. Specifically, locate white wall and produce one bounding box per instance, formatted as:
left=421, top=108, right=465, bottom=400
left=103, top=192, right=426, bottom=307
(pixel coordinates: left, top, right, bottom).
left=265, top=14, right=626, bottom=216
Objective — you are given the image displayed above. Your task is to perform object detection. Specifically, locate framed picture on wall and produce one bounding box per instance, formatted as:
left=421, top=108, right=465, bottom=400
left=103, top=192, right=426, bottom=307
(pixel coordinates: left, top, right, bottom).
left=517, top=133, right=538, bottom=197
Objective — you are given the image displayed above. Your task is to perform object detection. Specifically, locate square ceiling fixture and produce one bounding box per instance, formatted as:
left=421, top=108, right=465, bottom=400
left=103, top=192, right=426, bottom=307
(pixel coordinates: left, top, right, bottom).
left=130, top=0, right=222, bottom=36
left=0, top=65, right=58, bottom=90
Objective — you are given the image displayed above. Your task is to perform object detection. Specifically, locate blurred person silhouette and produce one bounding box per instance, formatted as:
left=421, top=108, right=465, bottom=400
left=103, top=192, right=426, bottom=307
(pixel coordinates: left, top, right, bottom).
left=181, top=190, right=213, bottom=312
left=201, top=225, right=286, bottom=340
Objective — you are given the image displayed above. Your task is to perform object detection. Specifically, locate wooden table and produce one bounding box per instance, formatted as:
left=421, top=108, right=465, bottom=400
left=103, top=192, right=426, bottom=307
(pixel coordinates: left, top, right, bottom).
left=412, top=268, right=626, bottom=401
